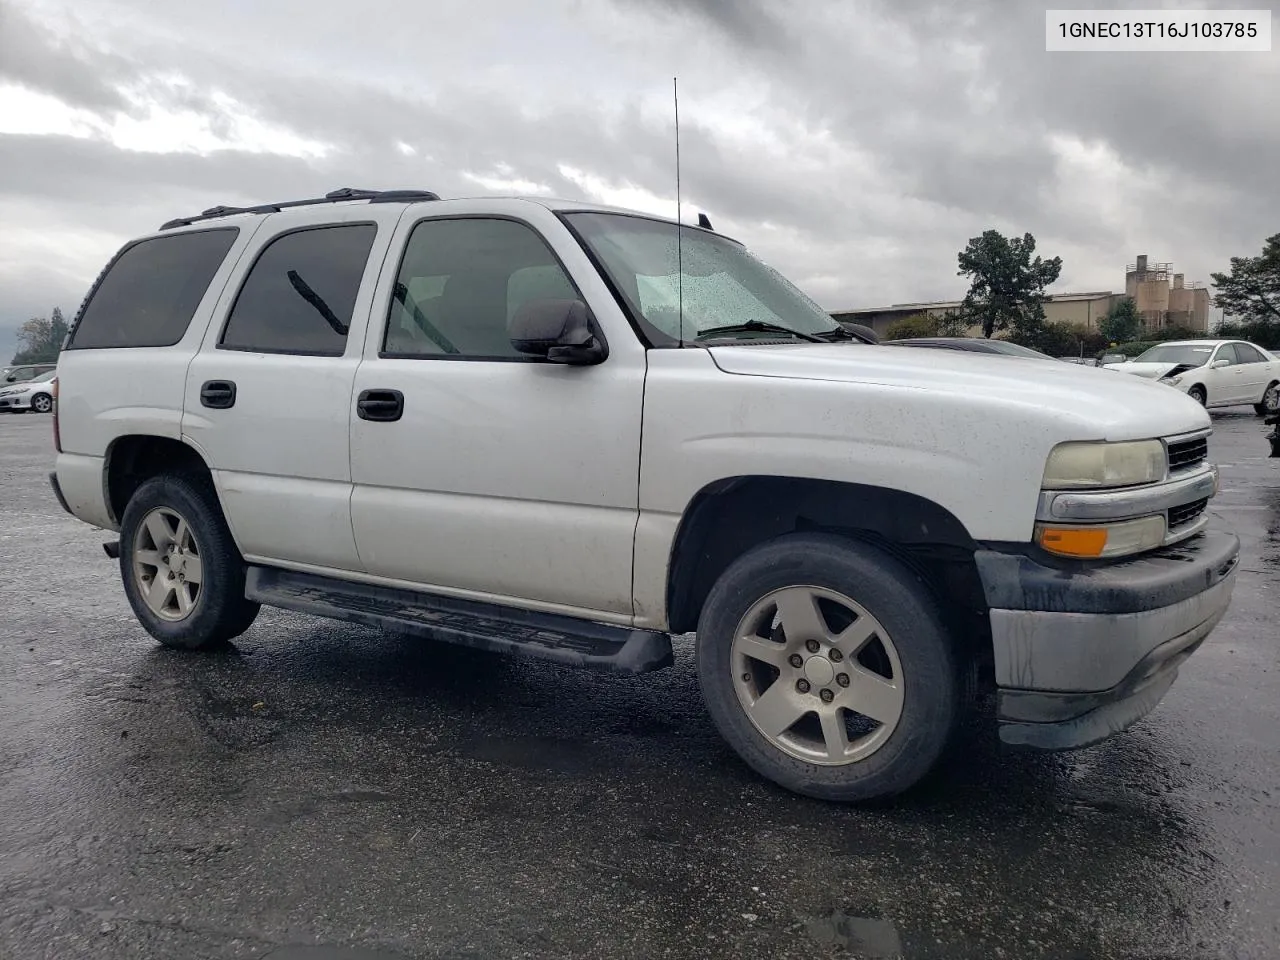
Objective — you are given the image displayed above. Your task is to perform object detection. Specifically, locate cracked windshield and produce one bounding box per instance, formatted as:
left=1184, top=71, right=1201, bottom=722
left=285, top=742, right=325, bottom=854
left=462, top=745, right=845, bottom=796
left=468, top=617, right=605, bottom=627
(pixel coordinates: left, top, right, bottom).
left=1, top=1, right=1277, bottom=959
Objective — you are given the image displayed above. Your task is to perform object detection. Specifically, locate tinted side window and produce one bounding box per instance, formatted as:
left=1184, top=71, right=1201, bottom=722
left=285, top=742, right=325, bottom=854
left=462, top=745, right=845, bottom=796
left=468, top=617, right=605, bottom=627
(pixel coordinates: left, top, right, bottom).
left=1235, top=343, right=1266, bottom=364
left=68, top=229, right=239, bottom=349
left=384, top=218, right=579, bottom=359
left=221, top=224, right=377, bottom=356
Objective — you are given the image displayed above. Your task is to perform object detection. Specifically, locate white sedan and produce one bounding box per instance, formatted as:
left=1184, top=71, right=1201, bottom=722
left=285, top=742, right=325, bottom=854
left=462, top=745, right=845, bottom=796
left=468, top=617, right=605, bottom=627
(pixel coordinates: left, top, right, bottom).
left=0, top=370, right=55, bottom=413
left=1115, top=339, right=1280, bottom=414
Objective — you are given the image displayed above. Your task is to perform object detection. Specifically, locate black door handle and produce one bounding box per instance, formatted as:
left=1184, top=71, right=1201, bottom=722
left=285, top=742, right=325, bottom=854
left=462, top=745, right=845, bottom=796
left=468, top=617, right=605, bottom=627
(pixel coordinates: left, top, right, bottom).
left=200, top=380, right=237, bottom=409
left=357, top=389, right=404, bottom=422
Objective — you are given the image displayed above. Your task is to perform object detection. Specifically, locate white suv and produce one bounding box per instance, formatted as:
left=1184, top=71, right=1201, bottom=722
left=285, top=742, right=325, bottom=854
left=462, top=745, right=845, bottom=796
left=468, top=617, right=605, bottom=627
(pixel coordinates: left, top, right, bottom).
left=50, top=187, right=1239, bottom=801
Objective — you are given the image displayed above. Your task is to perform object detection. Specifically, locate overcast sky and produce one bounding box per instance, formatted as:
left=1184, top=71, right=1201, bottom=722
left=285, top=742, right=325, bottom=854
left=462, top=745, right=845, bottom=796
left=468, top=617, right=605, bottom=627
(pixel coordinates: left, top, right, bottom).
left=2, top=0, right=1277, bottom=353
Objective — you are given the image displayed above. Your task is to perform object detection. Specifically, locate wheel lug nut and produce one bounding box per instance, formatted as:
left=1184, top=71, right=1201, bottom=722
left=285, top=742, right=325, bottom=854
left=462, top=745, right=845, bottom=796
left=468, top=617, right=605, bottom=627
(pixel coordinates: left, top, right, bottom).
left=796, top=679, right=811, bottom=694
left=837, top=673, right=850, bottom=688
left=788, top=654, right=804, bottom=669
left=742, top=672, right=751, bottom=682
left=829, top=649, right=843, bottom=662
left=805, top=639, right=820, bottom=654
left=820, top=688, right=834, bottom=703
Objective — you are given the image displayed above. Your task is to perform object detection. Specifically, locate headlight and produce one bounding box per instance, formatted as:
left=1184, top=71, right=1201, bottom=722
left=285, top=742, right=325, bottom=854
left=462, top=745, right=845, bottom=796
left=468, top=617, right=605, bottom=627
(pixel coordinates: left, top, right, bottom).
left=1036, top=515, right=1167, bottom=559
left=1161, top=374, right=1183, bottom=385
left=1042, top=440, right=1166, bottom=490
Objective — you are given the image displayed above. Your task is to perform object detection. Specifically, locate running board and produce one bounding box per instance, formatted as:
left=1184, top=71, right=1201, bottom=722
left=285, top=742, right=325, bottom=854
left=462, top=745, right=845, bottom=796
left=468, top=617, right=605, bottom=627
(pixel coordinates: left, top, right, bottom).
left=244, top=566, right=674, bottom=674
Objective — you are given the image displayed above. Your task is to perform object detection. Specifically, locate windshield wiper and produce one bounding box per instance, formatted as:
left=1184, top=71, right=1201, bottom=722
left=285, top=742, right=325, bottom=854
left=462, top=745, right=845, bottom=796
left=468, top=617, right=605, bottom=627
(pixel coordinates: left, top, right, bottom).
left=695, top=320, right=826, bottom=343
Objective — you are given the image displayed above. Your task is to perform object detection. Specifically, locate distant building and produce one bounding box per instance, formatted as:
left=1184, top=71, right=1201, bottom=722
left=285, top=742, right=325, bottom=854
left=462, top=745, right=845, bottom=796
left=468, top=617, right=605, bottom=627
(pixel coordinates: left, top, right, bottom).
left=832, top=254, right=1211, bottom=339
left=1126, top=255, right=1211, bottom=332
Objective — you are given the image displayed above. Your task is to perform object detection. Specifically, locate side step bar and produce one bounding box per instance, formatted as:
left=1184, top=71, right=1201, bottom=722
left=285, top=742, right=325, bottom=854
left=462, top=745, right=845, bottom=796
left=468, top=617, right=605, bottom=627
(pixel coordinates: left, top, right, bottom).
left=244, top=566, right=674, bottom=675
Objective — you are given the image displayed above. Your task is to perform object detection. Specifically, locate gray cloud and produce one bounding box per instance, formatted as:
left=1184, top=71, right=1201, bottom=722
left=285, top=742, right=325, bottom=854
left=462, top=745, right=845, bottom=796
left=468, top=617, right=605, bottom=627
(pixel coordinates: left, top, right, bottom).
left=0, top=0, right=1275, bottom=338
left=620, top=0, right=799, bottom=51
left=0, top=0, right=133, bottom=112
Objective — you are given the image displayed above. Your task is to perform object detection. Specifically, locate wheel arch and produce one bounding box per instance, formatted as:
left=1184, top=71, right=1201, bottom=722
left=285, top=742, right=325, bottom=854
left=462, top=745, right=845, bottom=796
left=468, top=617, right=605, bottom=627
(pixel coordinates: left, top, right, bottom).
left=104, top=434, right=216, bottom=527
left=665, top=475, right=988, bottom=638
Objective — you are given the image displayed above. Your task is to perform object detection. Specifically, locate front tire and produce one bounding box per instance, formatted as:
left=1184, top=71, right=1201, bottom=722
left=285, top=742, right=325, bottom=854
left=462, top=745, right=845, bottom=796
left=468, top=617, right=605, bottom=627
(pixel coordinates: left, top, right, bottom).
left=1188, top=385, right=1207, bottom=406
left=30, top=393, right=52, bottom=414
left=696, top=533, right=958, bottom=802
left=119, top=474, right=260, bottom=650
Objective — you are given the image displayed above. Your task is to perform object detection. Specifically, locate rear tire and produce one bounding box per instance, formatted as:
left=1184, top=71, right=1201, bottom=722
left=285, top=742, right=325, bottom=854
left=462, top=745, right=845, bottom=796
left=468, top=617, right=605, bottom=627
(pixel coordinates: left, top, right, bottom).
left=1188, top=385, right=1207, bottom=406
left=696, top=533, right=958, bottom=802
left=119, top=474, right=260, bottom=650
left=1255, top=382, right=1279, bottom=416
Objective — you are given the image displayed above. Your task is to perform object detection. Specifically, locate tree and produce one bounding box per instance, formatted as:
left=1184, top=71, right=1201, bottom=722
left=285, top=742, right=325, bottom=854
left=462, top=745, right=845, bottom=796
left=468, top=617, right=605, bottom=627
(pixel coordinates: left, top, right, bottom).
left=884, top=312, right=939, bottom=341
left=1098, top=297, right=1141, bottom=344
left=1211, top=234, right=1280, bottom=331
left=10, top=307, right=68, bottom=365
left=935, top=309, right=969, bottom=337
left=956, top=230, right=1062, bottom=338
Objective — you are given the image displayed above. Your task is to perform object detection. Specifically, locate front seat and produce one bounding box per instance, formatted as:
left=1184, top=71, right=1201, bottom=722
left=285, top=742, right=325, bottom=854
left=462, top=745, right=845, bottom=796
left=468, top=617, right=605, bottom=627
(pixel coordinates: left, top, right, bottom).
left=433, top=270, right=517, bottom=358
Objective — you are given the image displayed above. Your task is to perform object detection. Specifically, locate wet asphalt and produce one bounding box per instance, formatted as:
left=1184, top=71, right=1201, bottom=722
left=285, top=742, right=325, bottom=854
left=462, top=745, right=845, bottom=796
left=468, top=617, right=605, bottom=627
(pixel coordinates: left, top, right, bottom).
left=0, top=409, right=1276, bottom=960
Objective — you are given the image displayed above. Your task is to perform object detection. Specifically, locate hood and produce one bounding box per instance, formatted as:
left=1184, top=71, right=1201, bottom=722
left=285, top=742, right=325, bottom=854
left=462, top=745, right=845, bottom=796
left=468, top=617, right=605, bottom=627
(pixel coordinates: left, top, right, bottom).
left=1111, top=361, right=1196, bottom=380
left=706, top=343, right=1210, bottom=440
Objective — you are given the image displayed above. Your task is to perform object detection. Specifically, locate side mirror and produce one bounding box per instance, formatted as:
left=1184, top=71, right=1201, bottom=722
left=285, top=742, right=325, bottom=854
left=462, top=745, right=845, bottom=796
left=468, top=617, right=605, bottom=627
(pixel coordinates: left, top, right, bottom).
left=509, top=299, right=607, bottom=366
left=4, top=375, right=15, bottom=382
left=1212, top=358, right=1231, bottom=368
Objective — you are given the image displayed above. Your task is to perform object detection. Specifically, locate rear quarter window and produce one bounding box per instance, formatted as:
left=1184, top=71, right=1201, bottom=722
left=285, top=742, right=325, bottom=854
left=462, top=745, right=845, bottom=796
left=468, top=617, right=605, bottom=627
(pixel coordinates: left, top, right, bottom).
left=67, top=228, right=239, bottom=349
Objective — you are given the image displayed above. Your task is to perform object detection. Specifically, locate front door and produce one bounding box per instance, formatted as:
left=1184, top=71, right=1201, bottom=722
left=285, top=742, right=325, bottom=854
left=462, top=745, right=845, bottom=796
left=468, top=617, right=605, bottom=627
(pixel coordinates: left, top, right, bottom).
left=349, top=213, right=645, bottom=622
left=1203, top=344, right=1244, bottom=405
left=184, top=210, right=398, bottom=572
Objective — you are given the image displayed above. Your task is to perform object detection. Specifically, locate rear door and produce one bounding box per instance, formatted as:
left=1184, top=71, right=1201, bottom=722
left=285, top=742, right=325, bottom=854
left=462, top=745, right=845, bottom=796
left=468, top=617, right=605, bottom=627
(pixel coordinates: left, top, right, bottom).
left=183, top=207, right=401, bottom=572
left=1231, top=342, right=1272, bottom=401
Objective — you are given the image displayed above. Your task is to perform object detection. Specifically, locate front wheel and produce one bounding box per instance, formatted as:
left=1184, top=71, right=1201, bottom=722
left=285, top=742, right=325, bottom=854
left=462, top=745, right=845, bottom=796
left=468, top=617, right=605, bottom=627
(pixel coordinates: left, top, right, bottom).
left=1255, top=382, right=1279, bottom=417
left=1188, top=385, right=1207, bottom=406
left=696, top=533, right=958, bottom=802
left=119, top=474, right=260, bottom=650
left=30, top=393, right=52, bottom=414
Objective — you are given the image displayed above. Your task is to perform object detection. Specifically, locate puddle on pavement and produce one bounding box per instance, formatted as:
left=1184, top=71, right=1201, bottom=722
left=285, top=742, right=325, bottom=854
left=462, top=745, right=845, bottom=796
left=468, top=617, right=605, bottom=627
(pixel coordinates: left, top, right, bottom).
left=805, top=910, right=904, bottom=958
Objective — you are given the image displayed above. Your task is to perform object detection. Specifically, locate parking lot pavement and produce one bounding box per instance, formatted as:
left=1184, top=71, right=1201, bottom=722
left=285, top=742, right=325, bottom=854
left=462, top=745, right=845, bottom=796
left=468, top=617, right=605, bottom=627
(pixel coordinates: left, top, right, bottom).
left=1, top=409, right=1277, bottom=960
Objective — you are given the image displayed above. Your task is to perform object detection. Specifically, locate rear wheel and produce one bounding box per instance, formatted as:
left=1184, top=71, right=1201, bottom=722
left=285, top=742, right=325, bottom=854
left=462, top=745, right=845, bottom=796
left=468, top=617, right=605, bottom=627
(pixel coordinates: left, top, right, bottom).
left=1255, top=381, right=1279, bottom=416
left=1188, top=385, right=1207, bottom=406
left=696, top=533, right=958, bottom=802
left=119, top=474, right=259, bottom=650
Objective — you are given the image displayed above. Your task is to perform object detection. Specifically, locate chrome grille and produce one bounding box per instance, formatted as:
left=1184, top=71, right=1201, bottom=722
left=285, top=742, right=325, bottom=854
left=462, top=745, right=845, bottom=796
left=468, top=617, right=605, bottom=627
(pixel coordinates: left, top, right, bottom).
left=1167, top=436, right=1208, bottom=472
left=1168, top=497, right=1208, bottom=529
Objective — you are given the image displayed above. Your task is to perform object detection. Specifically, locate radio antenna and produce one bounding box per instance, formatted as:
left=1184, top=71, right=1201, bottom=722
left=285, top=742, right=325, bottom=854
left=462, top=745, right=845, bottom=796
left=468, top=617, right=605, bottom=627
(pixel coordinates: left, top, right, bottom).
left=674, top=76, right=684, bottom=348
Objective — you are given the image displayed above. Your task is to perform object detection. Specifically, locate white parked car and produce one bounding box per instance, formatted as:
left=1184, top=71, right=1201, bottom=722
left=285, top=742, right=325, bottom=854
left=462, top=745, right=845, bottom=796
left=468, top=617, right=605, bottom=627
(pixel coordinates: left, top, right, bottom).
left=0, top=370, right=56, bottom=413
left=1117, top=339, right=1280, bottom=414
left=50, top=187, right=1238, bottom=802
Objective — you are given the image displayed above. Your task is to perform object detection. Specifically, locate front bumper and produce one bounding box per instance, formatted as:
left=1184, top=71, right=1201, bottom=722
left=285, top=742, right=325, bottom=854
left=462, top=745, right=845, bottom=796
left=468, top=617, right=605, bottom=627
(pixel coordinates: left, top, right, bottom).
left=0, top=395, right=30, bottom=410
left=976, top=530, right=1240, bottom=750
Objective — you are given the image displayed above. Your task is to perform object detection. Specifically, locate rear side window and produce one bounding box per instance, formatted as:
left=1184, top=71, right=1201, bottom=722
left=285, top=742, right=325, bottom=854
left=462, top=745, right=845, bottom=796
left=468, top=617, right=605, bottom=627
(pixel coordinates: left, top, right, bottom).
left=1234, top=343, right=1267, bottom=364
left=220, top=224, right=376, bottom=356
left=68, top=228, right=239, bottom=349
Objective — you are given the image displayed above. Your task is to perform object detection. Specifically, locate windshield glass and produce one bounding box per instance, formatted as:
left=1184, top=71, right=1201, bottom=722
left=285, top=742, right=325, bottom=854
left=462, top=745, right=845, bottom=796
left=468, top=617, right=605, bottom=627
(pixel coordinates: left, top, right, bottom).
left=564, top=212, right=841, bottom=344
left=1133, top=344, right=1214, bottom=365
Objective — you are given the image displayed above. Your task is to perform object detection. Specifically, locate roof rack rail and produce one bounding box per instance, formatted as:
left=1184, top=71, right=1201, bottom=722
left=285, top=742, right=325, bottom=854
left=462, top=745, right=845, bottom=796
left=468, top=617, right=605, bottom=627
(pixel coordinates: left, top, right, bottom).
left=159, top=187, right=441, bottom=230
